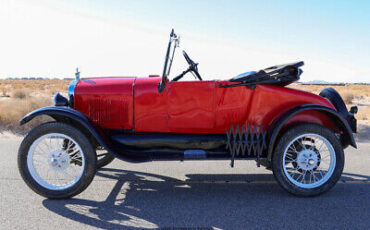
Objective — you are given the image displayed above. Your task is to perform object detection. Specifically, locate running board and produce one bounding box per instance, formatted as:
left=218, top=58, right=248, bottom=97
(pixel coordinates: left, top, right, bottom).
left=111, top=133, right=226, bottom=150
left=110, top=131, right=267, bottom=165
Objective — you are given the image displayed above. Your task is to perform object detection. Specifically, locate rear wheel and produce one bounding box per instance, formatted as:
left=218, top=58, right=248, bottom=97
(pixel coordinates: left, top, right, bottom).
left=272, top=123, right=344, bottom=196
left=18, top=122, right=97, bottom=199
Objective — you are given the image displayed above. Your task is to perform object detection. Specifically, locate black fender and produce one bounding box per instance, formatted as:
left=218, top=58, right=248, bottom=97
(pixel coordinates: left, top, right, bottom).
left=20, top=106, right=146, bottom=163
left=319, top=87, right=357, bottom=133
left=267, top=104, right=357, bottom=161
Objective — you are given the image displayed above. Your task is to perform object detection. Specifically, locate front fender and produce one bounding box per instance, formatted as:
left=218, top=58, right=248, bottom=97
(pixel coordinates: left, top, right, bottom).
left=267, top=104, right=357, bottom=161
left=20, top=106, right=89, bottom=125
left=20, top=106, right=145, bottom=163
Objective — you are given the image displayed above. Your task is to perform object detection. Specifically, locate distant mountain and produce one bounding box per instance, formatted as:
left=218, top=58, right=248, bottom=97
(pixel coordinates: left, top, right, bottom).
left=304, top=80, right=330, bottom=84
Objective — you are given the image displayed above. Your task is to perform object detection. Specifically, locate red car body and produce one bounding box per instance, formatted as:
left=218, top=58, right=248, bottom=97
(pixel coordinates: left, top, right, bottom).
left=74, top=76, right=335, bottom=134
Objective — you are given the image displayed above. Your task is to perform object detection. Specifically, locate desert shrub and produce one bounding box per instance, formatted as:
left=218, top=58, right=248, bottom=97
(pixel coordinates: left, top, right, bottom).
left=341, top=91, right=355, bottom=104
left=0, top=96, right=52, bottom=134
left=0, top=79, right=70, bottom=134
left=11, top=89, right=30, bottom=99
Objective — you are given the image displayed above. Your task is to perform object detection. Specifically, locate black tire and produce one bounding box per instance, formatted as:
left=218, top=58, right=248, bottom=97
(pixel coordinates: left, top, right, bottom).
left=18, top=122, right=97, bottom=199
left=272, top=123, right=344, bottom=197
left=96, top=149, right=115, bottom=169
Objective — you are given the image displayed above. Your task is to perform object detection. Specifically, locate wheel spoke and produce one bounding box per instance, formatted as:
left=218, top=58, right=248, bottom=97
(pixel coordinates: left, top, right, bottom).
left=27, top=133, right=85, bottom=190
left=70, top=152, right=82, bottom=161
left=285, top=160, right=297, bottom=164
left=62, top=170, right=75, bottom=180
left=296, top=171, right=305, bottom=182
left=36, top=145, right=49, bottom=156
left=46, top=168, right=51, bottom=179
left=285, top=155, right=295, bottom=161
left=312, top=171, right=319, bottom=182
left=317, top=168, right=325, bottom=179
left=297, top=139, right=306, bottom=150
left=301, top=170, right=307, bottom=183
left=53, top=170, right=58, bottom=182
left=69, top=149, right=80, bottom=157
left=282, top=133, right=336, bottom=189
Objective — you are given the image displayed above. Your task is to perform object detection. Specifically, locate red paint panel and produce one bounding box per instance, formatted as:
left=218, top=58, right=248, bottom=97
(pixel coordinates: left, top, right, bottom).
left=214, top=82, right=253, bottom=130
left=166, top=81, right=216, bottom=129
left=284, top=110, right=335, bottom=130
left=134, top=80, right=252, bottom=133
left=74, top=78, right=135, bottom=129
left=245, top=85, right=336, bottom=130
left=134, top=77, right=168, bottom=132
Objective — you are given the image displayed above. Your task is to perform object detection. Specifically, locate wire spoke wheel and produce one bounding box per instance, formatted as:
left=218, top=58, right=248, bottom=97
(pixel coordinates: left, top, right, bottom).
left=27, top=133, right=85, bottom=190
left=283, top=133, right=336, bottom=189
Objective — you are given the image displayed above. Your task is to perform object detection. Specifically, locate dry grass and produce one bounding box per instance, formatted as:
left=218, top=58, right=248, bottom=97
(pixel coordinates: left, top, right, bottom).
left=340, top=90, right=355, bottom=104
left=0, top=79, right=68, bottom=134
left=0, top=79, right=69, bottom=98
left=290, top=83, right=370, bottom=121
left=291, top=84, right=370, bottom=97
left=0, top=96, right=53, bottom=134
left=356, top=107, right=370, bottom=120
left=11, top=89, right=31, bottom=99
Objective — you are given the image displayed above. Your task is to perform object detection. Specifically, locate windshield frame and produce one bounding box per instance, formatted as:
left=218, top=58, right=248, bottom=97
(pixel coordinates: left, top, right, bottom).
left=159, top=29, right=179, bottom=92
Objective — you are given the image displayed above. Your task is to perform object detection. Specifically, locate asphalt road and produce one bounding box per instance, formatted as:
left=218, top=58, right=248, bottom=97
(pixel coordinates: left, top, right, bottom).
left=0, top=138, right=369, bottom=230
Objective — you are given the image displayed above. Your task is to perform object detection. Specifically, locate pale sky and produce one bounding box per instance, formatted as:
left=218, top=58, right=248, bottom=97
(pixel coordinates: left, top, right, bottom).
left=0, top=0, right=369, bottom=82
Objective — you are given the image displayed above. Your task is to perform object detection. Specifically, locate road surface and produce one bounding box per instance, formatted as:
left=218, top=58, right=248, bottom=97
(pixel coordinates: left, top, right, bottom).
left=0, top=138, right=369, bottom=230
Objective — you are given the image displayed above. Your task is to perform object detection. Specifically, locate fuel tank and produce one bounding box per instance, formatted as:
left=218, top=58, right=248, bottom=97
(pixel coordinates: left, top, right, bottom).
left=74, top=77, right=135, bottom=130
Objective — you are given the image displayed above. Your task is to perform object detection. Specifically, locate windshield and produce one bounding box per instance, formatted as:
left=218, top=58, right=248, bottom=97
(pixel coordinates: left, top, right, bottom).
left=161, top=29, right=180, bottom=80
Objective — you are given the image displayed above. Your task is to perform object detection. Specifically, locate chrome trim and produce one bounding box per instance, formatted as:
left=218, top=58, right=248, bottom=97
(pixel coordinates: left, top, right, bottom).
left=75, top=68, right=80, bottom=80
left=68, top=80, right=78, bottom=107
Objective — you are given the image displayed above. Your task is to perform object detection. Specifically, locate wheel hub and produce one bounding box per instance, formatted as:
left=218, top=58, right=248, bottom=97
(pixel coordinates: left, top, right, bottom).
left=48, top=150, right=70, bottom=170
left=297, top=149, right=318, bottom=171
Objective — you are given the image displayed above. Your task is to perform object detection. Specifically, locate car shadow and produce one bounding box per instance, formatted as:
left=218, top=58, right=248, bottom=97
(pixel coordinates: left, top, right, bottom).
left=43, top=168, right=370, bottom=230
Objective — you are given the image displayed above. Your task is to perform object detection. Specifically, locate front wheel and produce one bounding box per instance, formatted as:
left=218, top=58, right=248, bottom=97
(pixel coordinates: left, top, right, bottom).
left=272, top=123, right=344, bottom=197
left=18, top=122, right=97, bottom=199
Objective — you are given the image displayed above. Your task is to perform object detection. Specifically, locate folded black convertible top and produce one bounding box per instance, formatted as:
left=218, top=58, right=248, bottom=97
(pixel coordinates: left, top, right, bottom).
left=223, top=61, right=304, bottom=88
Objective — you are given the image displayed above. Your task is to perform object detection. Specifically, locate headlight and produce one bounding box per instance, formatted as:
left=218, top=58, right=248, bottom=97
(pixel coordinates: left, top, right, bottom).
left=54, top=93, right=69, bottom=106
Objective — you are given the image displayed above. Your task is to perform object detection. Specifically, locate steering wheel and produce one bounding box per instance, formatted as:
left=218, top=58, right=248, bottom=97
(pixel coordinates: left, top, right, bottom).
left=183, top=51, right=202, bottom=80
left=172, top=51, right=203, bottom=82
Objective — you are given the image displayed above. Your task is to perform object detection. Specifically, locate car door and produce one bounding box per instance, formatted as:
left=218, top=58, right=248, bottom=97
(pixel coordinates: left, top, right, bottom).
left=166, top=81, right=216, bottom=131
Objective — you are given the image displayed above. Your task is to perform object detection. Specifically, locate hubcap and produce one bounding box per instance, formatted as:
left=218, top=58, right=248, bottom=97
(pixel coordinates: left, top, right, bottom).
left=48, top=150, right=70, bottom=170
left=283, top=133, right=336, bottom=189
left=297, top=149, right=318, bottom=171
left=27, top=133, right=85, bottom=190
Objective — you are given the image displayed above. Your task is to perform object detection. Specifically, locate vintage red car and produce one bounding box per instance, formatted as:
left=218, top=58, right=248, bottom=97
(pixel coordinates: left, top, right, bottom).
left=18, top=30, right=357, bottom=198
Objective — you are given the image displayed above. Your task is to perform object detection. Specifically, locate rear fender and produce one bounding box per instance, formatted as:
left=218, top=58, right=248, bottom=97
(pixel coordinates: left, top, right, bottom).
left=20, top=106, right=146, bottom=163
left=267, top=104, right=356, bottom=161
